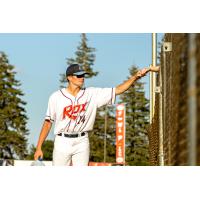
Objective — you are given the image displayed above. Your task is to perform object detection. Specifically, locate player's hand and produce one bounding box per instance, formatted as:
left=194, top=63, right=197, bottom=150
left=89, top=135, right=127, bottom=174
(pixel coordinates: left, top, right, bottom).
left=136, top=68, right=149, bottom=79
left=149, top=65, right=160, bottom=72
left=34, top=149, right=43, bottom=160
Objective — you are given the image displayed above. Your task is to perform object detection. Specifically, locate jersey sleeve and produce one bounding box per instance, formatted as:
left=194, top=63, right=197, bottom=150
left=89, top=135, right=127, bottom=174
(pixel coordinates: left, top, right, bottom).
left=45, top=94, right=56, bottom=123
left=94, top=87, right=116, bottom=108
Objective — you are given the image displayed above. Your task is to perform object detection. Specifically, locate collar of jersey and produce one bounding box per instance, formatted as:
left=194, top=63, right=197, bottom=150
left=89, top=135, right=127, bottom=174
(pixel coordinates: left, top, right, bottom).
left=62, top=88, right=84, bottom=99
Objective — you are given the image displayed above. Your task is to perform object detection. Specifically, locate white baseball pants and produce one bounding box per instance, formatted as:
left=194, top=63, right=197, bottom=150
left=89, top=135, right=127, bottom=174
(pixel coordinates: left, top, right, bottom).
left=52, top=134, right=90, bottom=166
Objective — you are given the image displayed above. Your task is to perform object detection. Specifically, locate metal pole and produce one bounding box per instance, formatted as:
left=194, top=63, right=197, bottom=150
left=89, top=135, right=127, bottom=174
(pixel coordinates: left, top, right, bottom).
left=150, top=33, right=157, bottom=123
left=151, top=33, right=164, bottom=166
left=188, top=33, right=197, bottom=166
left=104, top=106, right=107, bottom=163
left=159, top=48, right=164, bottom=166
left=163, top=42, right=171, bottom=165
left=163, top=45, right=167, bottom=163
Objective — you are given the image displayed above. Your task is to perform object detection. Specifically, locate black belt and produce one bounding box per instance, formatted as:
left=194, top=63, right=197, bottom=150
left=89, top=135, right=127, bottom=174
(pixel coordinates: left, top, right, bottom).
left=57, top=132, right=86, bottom=138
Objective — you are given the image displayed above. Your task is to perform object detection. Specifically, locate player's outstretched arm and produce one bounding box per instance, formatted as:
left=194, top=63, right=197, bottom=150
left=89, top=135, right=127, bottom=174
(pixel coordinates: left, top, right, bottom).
left=34, top=120, right=52, bottom=160
left=115, top=65, right=160, bottom=95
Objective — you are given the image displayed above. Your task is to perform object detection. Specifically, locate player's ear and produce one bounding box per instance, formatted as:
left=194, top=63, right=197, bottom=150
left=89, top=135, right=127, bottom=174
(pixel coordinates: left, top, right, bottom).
left=66, top=75, right=71, bottom=82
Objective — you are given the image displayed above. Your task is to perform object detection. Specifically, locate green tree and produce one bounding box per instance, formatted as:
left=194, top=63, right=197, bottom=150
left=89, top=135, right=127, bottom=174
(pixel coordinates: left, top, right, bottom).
left=89, top=105, right=116, bottom=163
left=60, top=33, right=98, bottom=86
left=26, top=140, right=54, bottom=161
left=0, top=52, right=28, bottom=159
left=119, top=65, right=150, bottom=165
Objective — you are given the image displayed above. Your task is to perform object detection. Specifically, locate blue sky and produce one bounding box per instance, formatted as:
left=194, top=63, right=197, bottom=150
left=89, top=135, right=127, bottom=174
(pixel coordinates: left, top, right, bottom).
left=0, top=33, right=163, bottom=147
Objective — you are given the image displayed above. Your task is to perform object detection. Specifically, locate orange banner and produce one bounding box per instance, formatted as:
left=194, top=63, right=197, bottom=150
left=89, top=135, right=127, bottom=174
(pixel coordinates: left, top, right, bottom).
left=116, top=104, right=125, bottom=165
left=89, top=162, right=112, bottom=166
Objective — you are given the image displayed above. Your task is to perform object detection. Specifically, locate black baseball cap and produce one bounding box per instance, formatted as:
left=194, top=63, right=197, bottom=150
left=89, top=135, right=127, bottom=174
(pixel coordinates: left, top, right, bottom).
left=66, top=64, right=89, bottom=76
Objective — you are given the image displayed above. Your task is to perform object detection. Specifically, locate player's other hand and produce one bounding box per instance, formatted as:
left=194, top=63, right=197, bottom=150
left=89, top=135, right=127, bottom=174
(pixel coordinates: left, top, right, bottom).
left=149, top=65, right=160, bottom=72
left=34, top=149, right=43, bottom=160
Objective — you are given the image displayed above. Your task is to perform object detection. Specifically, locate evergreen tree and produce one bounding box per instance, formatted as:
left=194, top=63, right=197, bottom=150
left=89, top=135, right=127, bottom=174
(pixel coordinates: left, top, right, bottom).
left=0, top=52, right=28, bottom=159
left=119, top=65, right=150, bottom=165
left=26, top=140, right=54, bottom=161
left=60, top=33, right=98, bottom=86
left=89, top=105, right=116, bottom=163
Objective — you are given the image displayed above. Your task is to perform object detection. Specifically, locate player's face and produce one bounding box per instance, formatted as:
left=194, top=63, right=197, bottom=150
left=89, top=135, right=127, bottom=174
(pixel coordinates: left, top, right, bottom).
left=68, top=74, right=85, bottom=87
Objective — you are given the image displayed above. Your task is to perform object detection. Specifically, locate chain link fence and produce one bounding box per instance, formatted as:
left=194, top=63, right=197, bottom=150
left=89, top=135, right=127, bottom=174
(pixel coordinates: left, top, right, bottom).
left=148, top=33, right=200, bottom=166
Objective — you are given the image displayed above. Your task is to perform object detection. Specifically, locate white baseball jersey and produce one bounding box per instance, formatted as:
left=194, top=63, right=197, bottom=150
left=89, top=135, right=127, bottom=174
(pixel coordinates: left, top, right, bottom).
left=45, top=87, right=116, bottom=135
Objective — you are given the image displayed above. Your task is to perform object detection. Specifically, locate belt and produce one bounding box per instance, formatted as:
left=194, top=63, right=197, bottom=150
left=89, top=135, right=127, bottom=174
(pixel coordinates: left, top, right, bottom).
left=57, top=132, right=86, bottom=138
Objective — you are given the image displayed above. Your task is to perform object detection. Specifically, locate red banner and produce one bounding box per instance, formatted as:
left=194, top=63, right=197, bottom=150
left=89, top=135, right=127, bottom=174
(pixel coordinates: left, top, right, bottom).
left=116, top=104, right=125, bottom=165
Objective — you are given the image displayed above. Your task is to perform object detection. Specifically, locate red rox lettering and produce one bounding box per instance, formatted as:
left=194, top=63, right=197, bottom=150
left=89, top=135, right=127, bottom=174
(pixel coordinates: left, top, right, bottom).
left=62, top=102, right=88, bottom=120
left=73, top=105, right=81, bottom=114
left=81, top=102, right=87, bottom=112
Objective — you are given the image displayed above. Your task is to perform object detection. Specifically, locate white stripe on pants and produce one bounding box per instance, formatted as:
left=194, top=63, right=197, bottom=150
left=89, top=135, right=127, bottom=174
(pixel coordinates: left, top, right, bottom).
left=52, top=134, right=90, bottom=166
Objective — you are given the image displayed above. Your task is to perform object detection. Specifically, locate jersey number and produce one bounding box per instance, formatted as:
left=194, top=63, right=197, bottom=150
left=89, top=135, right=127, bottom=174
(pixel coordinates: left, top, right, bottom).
left=77, top=115, right=86, bottom=124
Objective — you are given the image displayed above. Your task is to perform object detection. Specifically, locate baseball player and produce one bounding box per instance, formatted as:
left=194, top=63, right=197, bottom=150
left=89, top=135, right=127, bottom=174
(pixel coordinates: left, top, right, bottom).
left=34, top=63, right=159, bottom=166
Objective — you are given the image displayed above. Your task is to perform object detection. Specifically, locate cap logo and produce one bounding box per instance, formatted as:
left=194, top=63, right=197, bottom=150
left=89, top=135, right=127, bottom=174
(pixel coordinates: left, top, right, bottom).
left=79, top=66, right=83, bottom=71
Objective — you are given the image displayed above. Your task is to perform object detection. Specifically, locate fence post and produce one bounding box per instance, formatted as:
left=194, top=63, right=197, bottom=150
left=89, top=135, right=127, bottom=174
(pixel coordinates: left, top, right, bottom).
left=188, top=33, right=197, bottom=166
